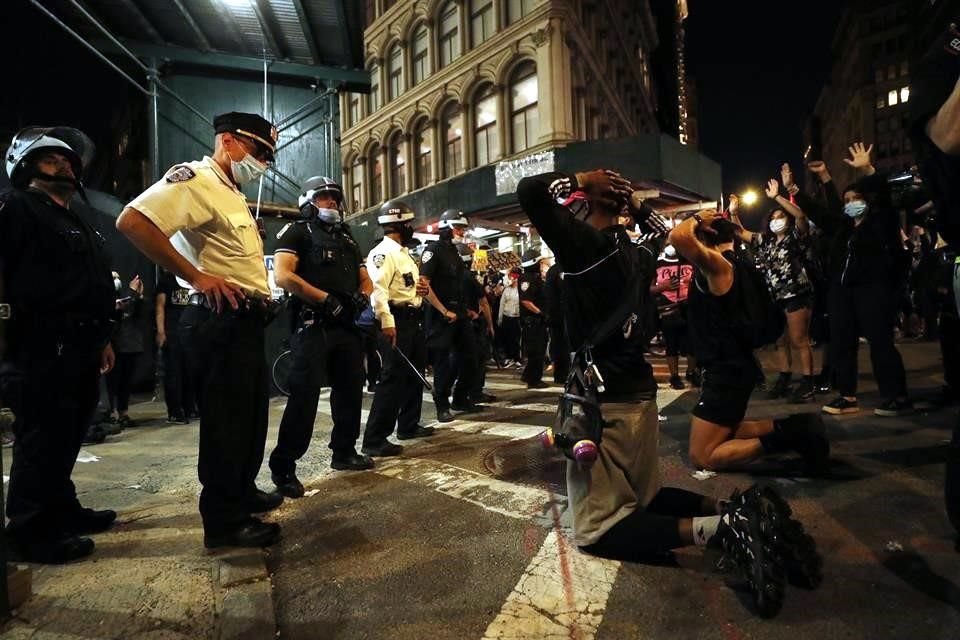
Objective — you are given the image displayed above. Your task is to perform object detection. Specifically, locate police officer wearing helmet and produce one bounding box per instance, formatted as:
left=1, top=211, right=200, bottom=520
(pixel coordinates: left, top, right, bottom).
left=118, top=112, right=283, bottom=549
left=419, top=209, right=476, bottom=422
left=1, top=126, right=117, bottom=563
left=519, top=248, right=549, bottom=388
left=361, top=200, right=435, bottom=455
left=269, top=174, right=375, bottom=493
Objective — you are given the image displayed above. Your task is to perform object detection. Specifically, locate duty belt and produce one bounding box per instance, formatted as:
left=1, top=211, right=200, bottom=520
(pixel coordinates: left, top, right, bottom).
left=188, top=292, right=276, bottom=318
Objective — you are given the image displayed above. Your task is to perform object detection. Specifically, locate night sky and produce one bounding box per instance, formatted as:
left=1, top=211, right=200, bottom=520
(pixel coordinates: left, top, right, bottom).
left=685, top=0, right=847, bottom=209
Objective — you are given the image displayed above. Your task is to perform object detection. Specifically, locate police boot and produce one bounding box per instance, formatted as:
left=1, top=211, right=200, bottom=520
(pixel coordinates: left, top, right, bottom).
left=272, top=471, right=305, bottom=499
left=65, top=508, right=117, bottom=535
left=331, top=451, right=375, bottom=471
left=247, top=489, right=284, bottom=513
left=8, top=534, right=95, bottom=564
left=436, top=409, right=455, bottom=423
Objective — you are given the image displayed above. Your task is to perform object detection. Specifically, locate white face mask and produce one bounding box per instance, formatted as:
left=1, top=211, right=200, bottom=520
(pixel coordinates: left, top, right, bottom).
left=114, top=278, right=122, bottom=292
left=769, top=218, right=788, bottom=234
left=315, top=207, right=341, bottom=225
left=664, top=245, right=677, bottom=258
left=230, top=153, right=268, bottom=184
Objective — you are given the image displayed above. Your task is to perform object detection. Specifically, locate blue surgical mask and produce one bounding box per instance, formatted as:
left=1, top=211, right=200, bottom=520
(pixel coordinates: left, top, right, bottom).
left=315, top=207, right=341, bottom=225
left=844, top=200, right=867, bottom=218
left=230, top=153, right=268, bottom=185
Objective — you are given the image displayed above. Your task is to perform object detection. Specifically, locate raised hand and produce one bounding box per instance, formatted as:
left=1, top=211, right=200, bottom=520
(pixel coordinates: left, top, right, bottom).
left=843, top=142, right=874, bottom=169
left=765, top=179, right=780, bottom=199
left=780, top=163, right=795, bottom=189
left=574, top=169, right=633, bottom=211
left=728, top=193, right=740, bottom=215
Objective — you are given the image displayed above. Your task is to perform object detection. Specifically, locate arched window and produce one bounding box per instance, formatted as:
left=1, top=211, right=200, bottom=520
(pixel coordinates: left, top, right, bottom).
left=470, top=0, right=494, bottom=48
left=348, top=93, right=360, bottom=128
left=387, top=44, right=403, bottom=102
left=411, top=24, right=429, bottom=86
left=414, top=118, right=432, bottom=189
left=438, top=2, right=460, bottom=68
left=350, top=157, right=364, bottom=212
left=388, top=132, right=406, bottom=197
left=369, top=143, right=383, bottom=205
left=474, top=85, right=499, bottom=166
left=368, top=63, right=380, bottom=114
left=506, top=0, right=534, bottom=24
left=510, top=62, right=538, bottom=153
left=442, top=102, right=463, bottom=178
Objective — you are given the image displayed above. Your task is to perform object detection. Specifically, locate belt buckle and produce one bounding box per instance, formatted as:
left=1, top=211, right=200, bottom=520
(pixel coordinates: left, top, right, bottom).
left=0, top=304, right=10, bottom=320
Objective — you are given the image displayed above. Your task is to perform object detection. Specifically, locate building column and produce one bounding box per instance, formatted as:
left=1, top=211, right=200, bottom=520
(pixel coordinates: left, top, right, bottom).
left=533, top=17, right=575, bottom=143
left=496, top=83, right=510, bottom=158
left=378, top=145, right=390, bottom=205
left=462, top=100, right=474, bottom=171
left=429, top=118, right=441, bottom=186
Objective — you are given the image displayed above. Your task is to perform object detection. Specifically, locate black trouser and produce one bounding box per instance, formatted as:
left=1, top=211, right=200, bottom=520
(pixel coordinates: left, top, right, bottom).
left=549, top=321, right=570, bottom=383
left=271, top=322, right=364, bottom=472
left=106, top=351, right=139, bottom=413
left=472, top=319, right=492, bottom=398
left=940, top=311, right=960, bottom=393
left=499, top=316, right=521, bottom=361
left=427, top=309, right=474, bottom=412
left=949, top=411, right=960, bottom=536
left=582, top=487, right=711, bottom=560
left=521, top=316, right=547, bottom=385
left=362, top=328, right=382, bottom=388
left=182, top=305, right=269, bottom=534
left=451, top=318, right=479, bottom=406
left=363, top=307, right=426, bottom=446
left=163, top=323, right=196, bottom=417
left=829, top=280, right=907, bottom=400
left=4, top=341, right=101, bottom=542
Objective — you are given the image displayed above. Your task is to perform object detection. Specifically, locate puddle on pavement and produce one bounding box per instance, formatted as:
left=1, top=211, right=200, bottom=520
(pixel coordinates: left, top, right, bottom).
left=481, top=437, right=568, bottom=495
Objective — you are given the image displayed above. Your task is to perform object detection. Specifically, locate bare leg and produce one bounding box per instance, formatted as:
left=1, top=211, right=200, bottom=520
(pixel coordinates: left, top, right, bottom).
left=787, top=306, right=814, bottom=377
left=689, top=416, right=773, bottom=470
left=775, top=330, right=792, bottom=375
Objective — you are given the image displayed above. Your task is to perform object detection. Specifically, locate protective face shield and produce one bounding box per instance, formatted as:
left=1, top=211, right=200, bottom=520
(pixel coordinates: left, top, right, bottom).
left=769, top=218, right=788, bottom=234
left=231, top=153, right=268, bottom=185
left=844, top=200, right=867, bottom=218
left=520, top=249, right=541, bottom=269
left=6, top=126, right=94, bottom=190
left=299, top=176, right=345, bottom=222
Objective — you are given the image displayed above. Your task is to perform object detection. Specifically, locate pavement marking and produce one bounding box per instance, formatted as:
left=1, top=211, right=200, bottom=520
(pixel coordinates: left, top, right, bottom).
left=445, top=419, right=548, bottom=441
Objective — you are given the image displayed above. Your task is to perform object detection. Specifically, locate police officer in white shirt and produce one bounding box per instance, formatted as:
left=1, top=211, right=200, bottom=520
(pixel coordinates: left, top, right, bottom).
left=116, top=112, right=283, bottom=550
left=360, top=200, right=436, bottom=455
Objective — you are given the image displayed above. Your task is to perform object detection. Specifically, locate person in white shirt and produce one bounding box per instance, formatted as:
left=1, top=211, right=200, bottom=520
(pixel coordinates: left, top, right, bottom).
left=361, top=200, right=436, bottom=454
left=497, top=268, right=522, bottom=363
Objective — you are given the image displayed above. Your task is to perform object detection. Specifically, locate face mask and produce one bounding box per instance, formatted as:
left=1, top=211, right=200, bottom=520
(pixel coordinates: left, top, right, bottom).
left=114, top=278, right=122, bottom=292
left=769, top=218, right=788, bottom=234
left=230, top=153, right=268, bottom=184
left=664, top=245, right=677, bottom=258
left=315, top=207, right=341, bottom=225
left=844, top=200, right=867, bottom=218
left=399, top=223, right=415, bottom=243
left=452, top=235, right=466, bottom=245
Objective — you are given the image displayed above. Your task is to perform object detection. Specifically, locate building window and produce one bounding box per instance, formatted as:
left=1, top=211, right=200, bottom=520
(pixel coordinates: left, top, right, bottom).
left=900, top=60, right=909, bottom=76
left=470, top=0, right=494, bottom=48
left=387, top=44, right=403, bottom=102
left=876, top=95, right=886, bottom=110
left=388, top=133, right=406, bottom=197
left=887, top=64, right=897, bottom=80
left=364, top=0, right=376, bottom=27
left=414, top=119, right=432, bottom=189
left=474, top=85, right=499, bottom=166
left=888, top=89, right=898, bottom=106
left=442, top=102, right=463, bottom=178
left=412, top=25, right=429, bottom=86
left=875, top=69, right=884, bottom=84
left=439, top=2, right=460, bottom=68
left=368, top=63, right=380, bottom=114
left=369, top=144, right=383, bottom=205
left=900, top=86, right=910, bottom=103
left=510, top=62, right=538, bottom=153
left=349, top=94, right=360, bottom=127
left=507, top=0, right=535, bottom=24
left=351, top=158, right=363, bottom=212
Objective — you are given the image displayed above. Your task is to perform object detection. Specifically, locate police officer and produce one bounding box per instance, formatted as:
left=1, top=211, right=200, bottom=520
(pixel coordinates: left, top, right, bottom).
left=1, top=126, right=117, bottom=563
left=155, top=268, right=197, bottom=423
left=450, top=243, right=483, bottom=412
left=118, top=112, right=283, bottom=549
left=419, top=209, right=475, bottom=422
left=519, top=248, right=549, bottom=389
left=361, top=200, right=435, bottom=456
left=269, top=175, right=375, bottom=496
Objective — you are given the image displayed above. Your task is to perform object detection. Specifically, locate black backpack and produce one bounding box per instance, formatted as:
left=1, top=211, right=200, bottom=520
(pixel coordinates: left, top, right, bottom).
left=727, top=249, right=785, bottom=348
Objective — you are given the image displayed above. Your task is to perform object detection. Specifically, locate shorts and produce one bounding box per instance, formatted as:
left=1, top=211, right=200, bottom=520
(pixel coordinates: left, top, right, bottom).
left=692, top=360, right=759, bottom=427
left=778, top=293, right=813, bottom=314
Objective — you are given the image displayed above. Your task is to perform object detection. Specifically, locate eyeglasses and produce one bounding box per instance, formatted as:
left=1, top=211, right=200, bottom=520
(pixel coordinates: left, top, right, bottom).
left=232, top=134, right=272, bottom=163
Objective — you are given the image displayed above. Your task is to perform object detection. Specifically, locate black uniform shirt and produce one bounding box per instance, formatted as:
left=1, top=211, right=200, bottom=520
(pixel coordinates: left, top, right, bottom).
left=156, top=271, right=191, bottom=332
left=420, top=238, right=465, bottom=310
left=274, top=220, right=361, bottom=297
left=519, top=269, right=545, bottom=319
left=0, top=188, right=114, bottom=328
left=462, top=270, right=484, bottom=314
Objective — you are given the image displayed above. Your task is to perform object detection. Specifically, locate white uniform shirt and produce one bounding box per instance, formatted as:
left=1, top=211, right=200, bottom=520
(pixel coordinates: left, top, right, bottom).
left=366, top=236, right=421, bottom=329
left=126, top=156, right=270, bottom=296
left=498, top=284, right=520, bottom=324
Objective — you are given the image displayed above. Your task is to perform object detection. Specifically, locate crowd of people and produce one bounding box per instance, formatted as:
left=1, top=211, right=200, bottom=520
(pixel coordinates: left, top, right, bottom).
left=1, top=21, right=958, bottom=622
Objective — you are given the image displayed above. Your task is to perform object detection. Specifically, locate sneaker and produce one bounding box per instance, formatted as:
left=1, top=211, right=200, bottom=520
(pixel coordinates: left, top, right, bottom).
left=774, top=414, right=830, bottom=474
left=713, top=492, right=786, bottom=618
left=873, top=398, right=914, bottom=417
left=822, top=396, right=859, bottom=415
left=669, top=375, right=685, bottom=390
left=789, top=380, right=815, bottom=403
left=814, top=371, right=831, bottom=394
left=768, top=375, right=792, bottom=400
left=167, top=412, right=189, bottom=424
left=735, top=485, right=823, bottom=589
left=82, top=425, right=107, bottom=445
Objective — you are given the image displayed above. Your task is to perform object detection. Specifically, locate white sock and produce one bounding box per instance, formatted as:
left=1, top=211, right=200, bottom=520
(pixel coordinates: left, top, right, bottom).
left=692, top=515, right=722, bottom=546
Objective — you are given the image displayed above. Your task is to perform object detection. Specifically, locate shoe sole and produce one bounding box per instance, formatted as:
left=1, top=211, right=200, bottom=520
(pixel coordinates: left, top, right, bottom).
left=752, top=487, right=823, bottom=589
left=821, top=405, right=858, bottom=415
left=361, top=449, right=403, bottom=457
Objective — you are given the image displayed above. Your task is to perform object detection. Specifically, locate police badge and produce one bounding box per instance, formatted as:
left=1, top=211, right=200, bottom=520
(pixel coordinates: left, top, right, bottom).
left=521, top=282, right=530, bottom=292
left=421, top=250, right=433, bottom=263
left=373, top=254, right=386, bottom=268
left=165, top=165, right=196, bottom=183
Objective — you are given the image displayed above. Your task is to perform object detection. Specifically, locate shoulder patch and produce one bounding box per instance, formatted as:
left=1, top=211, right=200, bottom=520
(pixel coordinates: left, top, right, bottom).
left=421, top=250, right=433, bottom=264
left=164, top=165, right=196, bottom=183
left=372, top=254, right=386, bottom=268
left=521, top=282, right=530, bottom=292
left=276, top=222, right=292, bottom=239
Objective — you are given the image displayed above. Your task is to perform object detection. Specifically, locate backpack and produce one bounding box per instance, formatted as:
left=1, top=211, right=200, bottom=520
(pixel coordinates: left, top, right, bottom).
left=728, top=249, right=785, bottom=348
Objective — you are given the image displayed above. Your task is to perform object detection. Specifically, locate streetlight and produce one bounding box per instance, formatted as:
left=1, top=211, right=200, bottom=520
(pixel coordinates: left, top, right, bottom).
left=741, top=190, right=758, bottom=206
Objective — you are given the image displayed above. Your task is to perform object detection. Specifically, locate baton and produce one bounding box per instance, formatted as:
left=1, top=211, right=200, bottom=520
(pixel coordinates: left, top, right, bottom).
left=393, top=344, right=433, bottom=391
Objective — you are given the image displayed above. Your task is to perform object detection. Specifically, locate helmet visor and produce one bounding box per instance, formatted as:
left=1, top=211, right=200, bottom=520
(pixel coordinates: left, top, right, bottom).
left=11, top=127, right=95, bottom=176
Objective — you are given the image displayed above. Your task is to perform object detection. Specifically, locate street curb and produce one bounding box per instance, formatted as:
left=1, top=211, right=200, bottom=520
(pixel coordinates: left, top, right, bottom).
left=213, top=550, right=277, bottom=640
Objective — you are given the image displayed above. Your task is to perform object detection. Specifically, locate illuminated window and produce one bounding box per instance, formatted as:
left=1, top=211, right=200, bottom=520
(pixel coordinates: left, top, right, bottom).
left=510, top=62, right=538, bottom=153
left=442, top=102, right=463, bottom=177
left=439, top=2, right=460, bottom=68
left=412, top=25, right=429, bottom=86
left=388, top=133, right=406, bottom=197
left=387, top=44, right=403, bottom=101
left=349, top=94, right=360, bottom=127
left=368, top=63, right=380, bottom=113
left=900, top=86, right=910, bottom=103
left=351, top=158, right=363, bottom=211
left=474, top=85, right=499, bottom=166
left=369, top=143, right=382, bottom=205
left=887, top=65, right=897, bottom=80
left=470, top=0, right=494, bottom=48
left=876, top=96, right=886, bottom=109
left=900, top=61, right=909, bottom=76
left=888, top=89, right=898, bottom=106
left=414, top=118, right=432, bottom=188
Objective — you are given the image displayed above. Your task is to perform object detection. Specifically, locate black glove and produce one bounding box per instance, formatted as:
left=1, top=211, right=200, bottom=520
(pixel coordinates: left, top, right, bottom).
left=351, top=292, right=370, bottom=314
left=322, top=296, right=346, bottom=322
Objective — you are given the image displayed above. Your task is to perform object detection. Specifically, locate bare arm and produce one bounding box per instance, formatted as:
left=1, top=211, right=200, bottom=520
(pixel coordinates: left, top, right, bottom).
left=729, top=213, right=755, bottom=243
left=155, top=292, right=166, bottom=347
left=520, top=300, right=542, bottom=315
left=480, top=296, right=494, bottom=335
left=927, top=75, right=960, bottom=155
left=418, top=276, right=457, bottom=322
left=273, top=252, right=328, bottom=305
left=775, top=195, right=809, bottom=234
left=668, top=213, right=734, bottom=296
left=358, top=265, right=373, bottom=297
